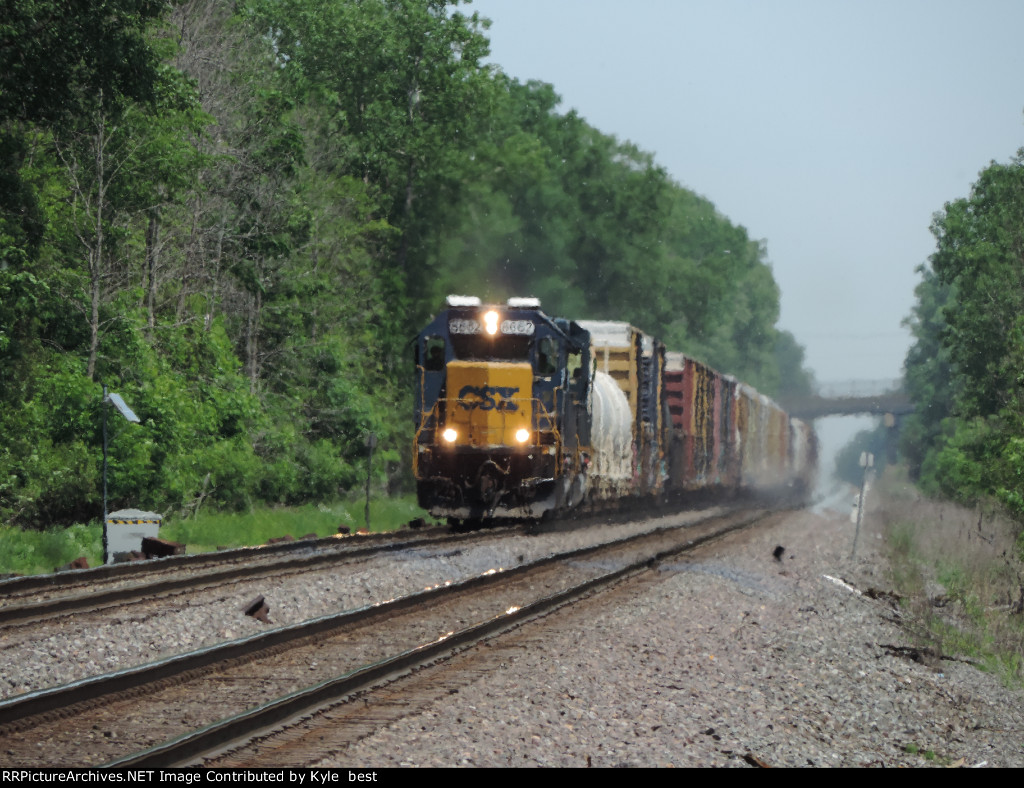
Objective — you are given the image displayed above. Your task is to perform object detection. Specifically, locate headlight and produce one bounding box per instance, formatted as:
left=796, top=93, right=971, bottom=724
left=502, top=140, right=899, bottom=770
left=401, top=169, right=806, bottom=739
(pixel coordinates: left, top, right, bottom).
left=515, top=428, right=530, bottom=444
left=483, top=310, right=500, bottom=335
left=442, top=428, right=458, bottom=443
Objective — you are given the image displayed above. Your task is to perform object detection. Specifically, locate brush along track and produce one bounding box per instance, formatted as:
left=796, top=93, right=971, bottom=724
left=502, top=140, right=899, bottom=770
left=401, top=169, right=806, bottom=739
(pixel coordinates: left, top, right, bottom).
left=0, top=524, right=515, bottom=630
left=0, top=507, right=770, bottom=766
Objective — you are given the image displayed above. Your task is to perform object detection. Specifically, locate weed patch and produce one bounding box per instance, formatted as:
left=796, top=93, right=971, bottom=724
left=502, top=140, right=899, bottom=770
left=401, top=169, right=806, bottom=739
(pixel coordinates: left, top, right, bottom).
left=0, top=495, right=436, bottom=577
left=876, top=471, right=1024, bottom=687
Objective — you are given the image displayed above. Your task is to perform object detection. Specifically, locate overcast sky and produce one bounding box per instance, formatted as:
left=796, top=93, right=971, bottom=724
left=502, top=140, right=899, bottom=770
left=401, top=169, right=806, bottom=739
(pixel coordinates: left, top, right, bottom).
left=466, top=0, right=1024, bottom=388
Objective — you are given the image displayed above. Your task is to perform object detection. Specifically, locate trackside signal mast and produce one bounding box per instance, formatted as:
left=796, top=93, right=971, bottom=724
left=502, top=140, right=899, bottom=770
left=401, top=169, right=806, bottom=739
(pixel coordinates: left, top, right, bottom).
left=102, top=385, right=140, bottom=563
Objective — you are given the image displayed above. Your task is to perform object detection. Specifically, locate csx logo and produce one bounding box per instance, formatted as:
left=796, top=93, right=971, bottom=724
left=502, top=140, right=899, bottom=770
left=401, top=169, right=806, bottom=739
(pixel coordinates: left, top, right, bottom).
left=457, top=385, right=520, bottom=411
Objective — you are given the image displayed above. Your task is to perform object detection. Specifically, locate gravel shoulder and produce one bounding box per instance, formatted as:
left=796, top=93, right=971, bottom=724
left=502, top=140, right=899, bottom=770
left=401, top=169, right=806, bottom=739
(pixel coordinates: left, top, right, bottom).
left=327, top=505, right=1024, bottom=768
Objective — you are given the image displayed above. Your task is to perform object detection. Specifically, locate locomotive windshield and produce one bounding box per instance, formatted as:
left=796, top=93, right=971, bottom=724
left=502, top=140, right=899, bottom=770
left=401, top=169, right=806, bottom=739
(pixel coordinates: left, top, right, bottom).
left=449, top=332, right=532, bottom=361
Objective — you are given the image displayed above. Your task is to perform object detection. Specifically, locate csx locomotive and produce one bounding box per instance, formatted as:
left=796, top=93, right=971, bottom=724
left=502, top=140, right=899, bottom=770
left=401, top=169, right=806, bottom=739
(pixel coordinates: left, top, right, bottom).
left=413, top=296, right=816, bottom=524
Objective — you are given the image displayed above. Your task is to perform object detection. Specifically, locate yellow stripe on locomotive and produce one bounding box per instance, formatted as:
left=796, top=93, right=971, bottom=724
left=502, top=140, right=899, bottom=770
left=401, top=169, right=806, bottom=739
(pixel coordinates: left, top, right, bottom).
left=440, top=360, right=534, bottom=448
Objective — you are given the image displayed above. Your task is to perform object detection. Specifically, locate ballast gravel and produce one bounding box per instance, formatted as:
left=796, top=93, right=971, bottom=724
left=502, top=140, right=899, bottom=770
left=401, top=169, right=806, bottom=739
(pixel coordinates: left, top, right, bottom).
left=0, top=509, right=718, bottom=699
left=5, top=501, right=1024, bottom=768
left=326, top=505, right=1024, bottom=768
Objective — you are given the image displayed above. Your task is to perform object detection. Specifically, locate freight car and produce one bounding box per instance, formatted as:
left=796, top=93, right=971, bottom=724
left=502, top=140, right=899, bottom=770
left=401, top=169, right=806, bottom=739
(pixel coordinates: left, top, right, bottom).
left=413, top=296, right=816, bottom=525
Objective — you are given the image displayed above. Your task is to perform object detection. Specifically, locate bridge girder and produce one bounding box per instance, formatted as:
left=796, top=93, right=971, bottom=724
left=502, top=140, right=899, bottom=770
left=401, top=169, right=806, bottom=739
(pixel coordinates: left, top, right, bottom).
left=782, top=394, right=914, bottom=420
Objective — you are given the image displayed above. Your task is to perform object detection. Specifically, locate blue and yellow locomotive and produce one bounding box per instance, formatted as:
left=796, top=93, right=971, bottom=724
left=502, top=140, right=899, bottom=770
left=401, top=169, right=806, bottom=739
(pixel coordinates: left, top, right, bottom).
left=413, top=296, right=592, bottom=522
left=414, top=296, right=818, bottom=527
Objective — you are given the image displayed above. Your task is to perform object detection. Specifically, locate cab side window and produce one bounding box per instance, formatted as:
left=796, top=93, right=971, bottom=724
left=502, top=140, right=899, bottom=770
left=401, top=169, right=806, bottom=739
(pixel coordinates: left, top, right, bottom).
left=536, top=337, right=558, bottom=376
left=424, top=336, right=446, bottom=371
left=568, top=350, right=584, bottom=391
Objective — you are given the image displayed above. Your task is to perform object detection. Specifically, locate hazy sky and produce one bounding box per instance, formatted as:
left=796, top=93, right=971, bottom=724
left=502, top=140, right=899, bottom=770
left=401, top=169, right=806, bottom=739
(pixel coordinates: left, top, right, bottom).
left=466, top=0, right=1024, bottom=386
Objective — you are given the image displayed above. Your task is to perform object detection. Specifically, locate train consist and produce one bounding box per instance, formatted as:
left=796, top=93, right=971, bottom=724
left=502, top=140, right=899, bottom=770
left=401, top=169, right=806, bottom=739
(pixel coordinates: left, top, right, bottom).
left=413, top=296, right=817, bottom=524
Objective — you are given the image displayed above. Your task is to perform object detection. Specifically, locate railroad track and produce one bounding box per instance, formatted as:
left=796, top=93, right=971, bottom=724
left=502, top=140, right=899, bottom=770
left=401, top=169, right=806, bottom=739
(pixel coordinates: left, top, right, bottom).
left=0, top=506, right=773, bottom=767
left=0, top=523, right=515, bottom=629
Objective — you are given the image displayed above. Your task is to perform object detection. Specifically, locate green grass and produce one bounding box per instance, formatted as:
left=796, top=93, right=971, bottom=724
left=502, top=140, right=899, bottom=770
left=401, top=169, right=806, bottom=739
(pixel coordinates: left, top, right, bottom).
left=884, top=520, right=925, bottom=599
left=878, top=473, right=1024, bottom=688
left=0, top=495, right=436, bottom=576
left=0, top=522, right=102, bottom=577
left=904, top=743, right=946, bottom=763
left=161, top=497, right=428, bottom=550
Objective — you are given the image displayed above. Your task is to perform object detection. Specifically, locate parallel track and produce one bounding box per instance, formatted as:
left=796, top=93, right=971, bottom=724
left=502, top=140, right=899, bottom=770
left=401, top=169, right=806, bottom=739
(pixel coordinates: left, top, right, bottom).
left=0, top=506, right=775, bottom=767
left=0, top=524, right=515, bottom=629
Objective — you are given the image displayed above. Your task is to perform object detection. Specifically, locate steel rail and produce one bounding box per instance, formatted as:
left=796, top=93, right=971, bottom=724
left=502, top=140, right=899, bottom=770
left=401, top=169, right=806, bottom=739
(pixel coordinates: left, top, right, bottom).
left=103, top=509, right=770, bottom=767
left=0, top=526, right=502, bottom=628
left=0, top=523, right=456, bottom=598
left=0, top=507, right=760, bottom=733
left=1, top=533, right=358, bottom=594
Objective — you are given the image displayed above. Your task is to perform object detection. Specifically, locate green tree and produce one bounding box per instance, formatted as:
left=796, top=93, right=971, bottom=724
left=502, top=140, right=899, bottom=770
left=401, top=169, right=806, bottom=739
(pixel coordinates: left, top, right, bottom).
left=0, top=0, right=168, bottom=125
left=900, top=265, right=955, bottom=485
left=904, top=148, right=1024, bottom=516
left=0, top=0, right=172, bottom=344
left=930, top=154, right=1024, bottom=419
left=774, top=329, right=815, bottom=401
left=248, top=0, right=493, bottom=320
left=0, top=0, right=814, bottom=528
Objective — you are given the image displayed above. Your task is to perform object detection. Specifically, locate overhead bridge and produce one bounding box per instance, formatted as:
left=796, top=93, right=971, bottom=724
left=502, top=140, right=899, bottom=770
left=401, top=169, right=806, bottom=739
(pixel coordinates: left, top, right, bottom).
left=780, top=379, right=914, bottom=420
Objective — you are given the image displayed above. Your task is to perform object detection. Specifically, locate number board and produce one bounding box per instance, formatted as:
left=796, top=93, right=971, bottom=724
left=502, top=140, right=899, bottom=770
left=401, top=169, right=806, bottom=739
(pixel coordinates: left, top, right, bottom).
left=449, top=319, right=481, bottom=335
left=500, top=320, right=535, bottom=336
left=448, top=319, right=535, bottom=336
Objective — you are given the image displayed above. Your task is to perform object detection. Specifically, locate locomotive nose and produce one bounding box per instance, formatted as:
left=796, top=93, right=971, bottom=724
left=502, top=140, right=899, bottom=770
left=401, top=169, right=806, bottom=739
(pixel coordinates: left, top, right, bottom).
left=443, top=360, right=533, bottom=448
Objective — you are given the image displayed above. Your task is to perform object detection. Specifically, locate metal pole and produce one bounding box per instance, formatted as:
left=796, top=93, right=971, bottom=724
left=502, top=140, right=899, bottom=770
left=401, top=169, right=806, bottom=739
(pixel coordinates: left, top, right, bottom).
left=852, top=475, right=865, bottom=557
left=852, top=453, right=873, bottom=558
left=364, top=433, right=375, bottom=532
left=102, top=384, right=109, bottom=564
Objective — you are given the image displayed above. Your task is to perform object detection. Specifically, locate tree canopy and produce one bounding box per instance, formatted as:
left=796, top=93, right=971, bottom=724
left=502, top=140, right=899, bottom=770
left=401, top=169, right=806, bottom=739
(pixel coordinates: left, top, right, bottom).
left=902, top=149, right=1024, bottom=517
left=0, top=0, right=812, bottom=529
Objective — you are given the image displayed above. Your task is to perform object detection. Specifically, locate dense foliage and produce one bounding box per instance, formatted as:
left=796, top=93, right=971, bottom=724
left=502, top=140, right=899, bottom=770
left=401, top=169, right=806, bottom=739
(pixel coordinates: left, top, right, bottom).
left=0, top=0, right=811, bottom=529
left=902, top=149, right=1024, bottom=518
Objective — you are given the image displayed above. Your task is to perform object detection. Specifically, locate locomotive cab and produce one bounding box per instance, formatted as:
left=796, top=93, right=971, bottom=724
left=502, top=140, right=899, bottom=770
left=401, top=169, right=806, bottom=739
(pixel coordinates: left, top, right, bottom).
left=414, top=296, right=591, bottom=521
